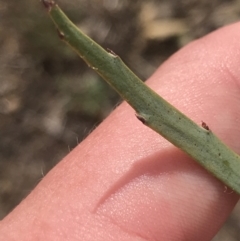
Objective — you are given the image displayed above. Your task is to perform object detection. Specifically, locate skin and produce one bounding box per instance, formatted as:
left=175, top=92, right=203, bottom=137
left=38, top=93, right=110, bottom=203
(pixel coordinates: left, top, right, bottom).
left=1, top=22, right=240, bottom=241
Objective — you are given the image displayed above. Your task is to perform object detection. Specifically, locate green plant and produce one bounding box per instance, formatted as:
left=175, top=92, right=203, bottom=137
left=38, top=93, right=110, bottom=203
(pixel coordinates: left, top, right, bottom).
left=41, top=0, right=240, bottom=194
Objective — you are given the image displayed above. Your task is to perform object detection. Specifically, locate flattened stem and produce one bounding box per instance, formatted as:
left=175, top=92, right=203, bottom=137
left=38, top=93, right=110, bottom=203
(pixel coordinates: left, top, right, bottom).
left=42, top=0, right=240, bottom=195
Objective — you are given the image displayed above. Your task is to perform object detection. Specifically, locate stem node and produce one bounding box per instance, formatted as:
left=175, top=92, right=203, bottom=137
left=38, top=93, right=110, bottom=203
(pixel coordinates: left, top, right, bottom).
left=136, top=113, right=147, bottom=125
left=57, top=29, right=65, bottom=39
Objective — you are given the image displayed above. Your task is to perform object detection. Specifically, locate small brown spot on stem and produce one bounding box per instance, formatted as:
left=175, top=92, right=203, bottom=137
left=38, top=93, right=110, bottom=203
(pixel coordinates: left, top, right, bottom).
left=201, top=121, right=210, bottom=131
left=136, top=114, right=146, bottom=124
left=41, top=0, right=56, bottom=11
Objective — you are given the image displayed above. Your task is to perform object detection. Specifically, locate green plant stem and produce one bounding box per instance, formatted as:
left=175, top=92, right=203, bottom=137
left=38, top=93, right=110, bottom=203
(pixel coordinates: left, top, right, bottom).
left=41, top=0, right=240, bottom=195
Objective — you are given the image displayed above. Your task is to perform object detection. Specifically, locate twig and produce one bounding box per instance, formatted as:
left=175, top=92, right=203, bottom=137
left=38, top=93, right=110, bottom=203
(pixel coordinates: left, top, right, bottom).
left=41, top=0, right=240, bottom=195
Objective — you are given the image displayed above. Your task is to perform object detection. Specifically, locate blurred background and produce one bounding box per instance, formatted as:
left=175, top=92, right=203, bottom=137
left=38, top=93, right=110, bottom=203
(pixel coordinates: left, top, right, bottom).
left=0, top=0, right=240, bottom=240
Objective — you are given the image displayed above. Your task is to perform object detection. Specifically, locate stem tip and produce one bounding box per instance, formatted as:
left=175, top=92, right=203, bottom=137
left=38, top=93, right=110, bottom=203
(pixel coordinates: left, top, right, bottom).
left=41, top=0, right=56, bottom=11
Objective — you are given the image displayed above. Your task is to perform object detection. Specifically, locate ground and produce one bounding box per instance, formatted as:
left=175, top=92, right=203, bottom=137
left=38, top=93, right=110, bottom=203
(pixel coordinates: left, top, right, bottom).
left=0, top=0, right=240, bottom=240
